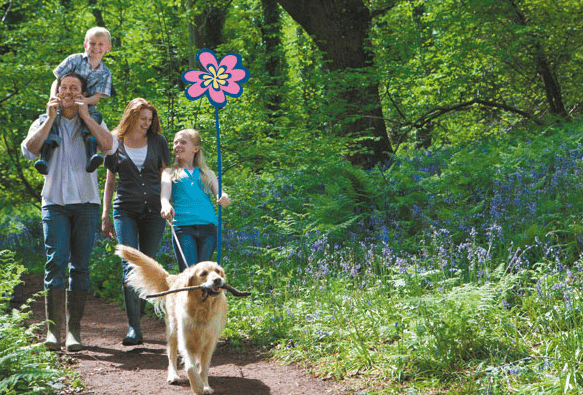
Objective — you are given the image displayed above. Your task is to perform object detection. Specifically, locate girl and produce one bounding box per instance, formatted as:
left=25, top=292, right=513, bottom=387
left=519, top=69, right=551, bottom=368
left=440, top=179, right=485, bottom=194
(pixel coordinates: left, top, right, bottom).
left=101, top=98, right=170, bottom=346
left=160, top=129, right=230, bottom=272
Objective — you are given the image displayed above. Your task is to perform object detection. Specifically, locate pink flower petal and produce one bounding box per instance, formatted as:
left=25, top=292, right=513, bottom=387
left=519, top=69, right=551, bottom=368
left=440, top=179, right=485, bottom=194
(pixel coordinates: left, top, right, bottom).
left=208, top=88, right=226, bottom=105
left=229, top=69, right=248, bottom=82
left=221, top=82, right=241, bottom=95
left=199, top=52, right=219, bottom=72
left=219, top=54, right=239, bottom=71
left=187, top=82, right=209, bottom=99
left=182, top=70, right=207, bottom=84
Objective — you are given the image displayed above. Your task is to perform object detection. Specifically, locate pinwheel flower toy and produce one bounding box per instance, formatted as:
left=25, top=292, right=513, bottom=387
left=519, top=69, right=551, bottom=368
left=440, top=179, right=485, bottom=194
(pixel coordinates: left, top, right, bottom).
left=182, top=49, right=250, bottom=264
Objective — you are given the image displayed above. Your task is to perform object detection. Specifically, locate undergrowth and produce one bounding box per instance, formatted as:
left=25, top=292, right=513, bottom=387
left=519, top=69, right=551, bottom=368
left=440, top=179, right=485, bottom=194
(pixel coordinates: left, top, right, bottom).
left=0, top=250, right=69, bottom=394
left=2, top=122, right=583, bottom=393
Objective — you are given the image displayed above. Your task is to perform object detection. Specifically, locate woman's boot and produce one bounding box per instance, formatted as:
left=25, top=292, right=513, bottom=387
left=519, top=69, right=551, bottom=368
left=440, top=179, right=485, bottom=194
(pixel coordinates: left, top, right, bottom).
left=122, top=285, right=144, bottom=346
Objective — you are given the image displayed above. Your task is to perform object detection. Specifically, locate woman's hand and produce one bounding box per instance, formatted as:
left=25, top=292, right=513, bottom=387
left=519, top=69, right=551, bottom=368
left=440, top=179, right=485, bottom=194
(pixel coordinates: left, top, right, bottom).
left=101, top=216, right=115, bottom=238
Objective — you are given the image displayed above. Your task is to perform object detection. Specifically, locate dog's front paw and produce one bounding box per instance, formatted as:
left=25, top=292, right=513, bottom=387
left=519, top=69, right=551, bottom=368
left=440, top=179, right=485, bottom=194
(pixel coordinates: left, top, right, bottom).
left=167, top=371, right=181, bottom=385
left=203, top=386, right=214, bottom=394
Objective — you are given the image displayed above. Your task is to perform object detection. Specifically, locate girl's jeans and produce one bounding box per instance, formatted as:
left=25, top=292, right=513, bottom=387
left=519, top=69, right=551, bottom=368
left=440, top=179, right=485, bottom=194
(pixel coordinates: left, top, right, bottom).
left=171, top=224, right=217, bottom=272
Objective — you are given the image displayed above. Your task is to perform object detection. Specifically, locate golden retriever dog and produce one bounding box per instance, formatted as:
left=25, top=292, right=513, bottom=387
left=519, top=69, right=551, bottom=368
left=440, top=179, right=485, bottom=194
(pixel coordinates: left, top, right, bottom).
left=116, top=245, right=227, bottom=395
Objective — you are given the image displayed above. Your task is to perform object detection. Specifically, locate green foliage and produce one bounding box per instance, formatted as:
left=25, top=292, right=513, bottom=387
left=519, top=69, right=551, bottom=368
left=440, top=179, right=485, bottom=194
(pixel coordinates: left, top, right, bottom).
left=0, top=250, right=66, bottom=394
left=5, top=0, right=583, bottom=393
left=4, top=117, right=583, bottom=393
left=218, top=120, right=583, bottom=394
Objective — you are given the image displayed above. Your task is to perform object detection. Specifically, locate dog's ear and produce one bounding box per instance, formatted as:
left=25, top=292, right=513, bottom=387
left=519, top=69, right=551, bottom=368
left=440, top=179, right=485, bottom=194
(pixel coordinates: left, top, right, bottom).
left=187, top=271, right=199, bottom=287
left=216, top=265, right=226, bottom=281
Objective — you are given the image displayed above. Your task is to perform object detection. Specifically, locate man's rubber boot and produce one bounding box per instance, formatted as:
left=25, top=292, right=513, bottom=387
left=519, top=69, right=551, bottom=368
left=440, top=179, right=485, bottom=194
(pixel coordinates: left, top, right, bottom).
left=44, top=289, right=65, bottom=351
left=65, top=290, right=87, bottom=351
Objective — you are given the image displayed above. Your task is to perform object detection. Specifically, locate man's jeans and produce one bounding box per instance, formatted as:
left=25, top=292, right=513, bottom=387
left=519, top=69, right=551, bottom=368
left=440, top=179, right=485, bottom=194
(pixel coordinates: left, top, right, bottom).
left=42, top=203, right=100, bottom=291
left=113, top=207, right=166, bottom=281
left=172, top=224, right=217, bottom=272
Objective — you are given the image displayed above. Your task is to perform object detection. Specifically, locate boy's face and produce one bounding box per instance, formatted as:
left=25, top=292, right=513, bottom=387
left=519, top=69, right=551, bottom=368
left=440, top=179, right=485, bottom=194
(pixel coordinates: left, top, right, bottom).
left=84, top=35, right=111, bottom=60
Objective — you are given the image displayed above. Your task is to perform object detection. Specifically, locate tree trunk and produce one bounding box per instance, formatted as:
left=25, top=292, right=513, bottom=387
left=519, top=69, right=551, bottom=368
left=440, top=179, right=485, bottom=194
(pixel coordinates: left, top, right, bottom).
left=507, top=0, right=567, bottom=117
left=276, top=0, right=393, bottom=167
left=186, top=0, right=230, bottom=68
left=261, top=0, right=286, bottom=132
left=88, top=0, right=105, bottom=28
left=535, top=54, right=567, bottom=117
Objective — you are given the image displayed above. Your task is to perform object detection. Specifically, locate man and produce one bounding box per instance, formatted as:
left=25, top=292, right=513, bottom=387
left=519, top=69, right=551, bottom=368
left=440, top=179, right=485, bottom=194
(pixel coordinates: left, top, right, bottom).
left=21, top=72, right=118, bottom=351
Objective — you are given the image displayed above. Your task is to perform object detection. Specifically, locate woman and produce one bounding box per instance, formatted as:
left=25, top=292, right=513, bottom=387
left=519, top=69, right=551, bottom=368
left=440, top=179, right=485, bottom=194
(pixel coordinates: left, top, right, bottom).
left=102, top=98, right=170, bottom=346
left=160, top=128, right=230, bottom=272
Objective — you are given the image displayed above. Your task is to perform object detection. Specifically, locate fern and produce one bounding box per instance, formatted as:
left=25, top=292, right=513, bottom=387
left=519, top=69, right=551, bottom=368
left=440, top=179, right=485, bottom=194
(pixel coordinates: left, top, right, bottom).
left=0, top=250, right=65, bottom=394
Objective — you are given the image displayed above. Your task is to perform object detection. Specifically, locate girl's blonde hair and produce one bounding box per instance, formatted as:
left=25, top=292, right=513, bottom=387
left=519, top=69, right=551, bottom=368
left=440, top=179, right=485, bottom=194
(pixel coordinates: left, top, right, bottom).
left=171, top=129, right=213, bottom=194
left=112, top=98, right=161, bottom=139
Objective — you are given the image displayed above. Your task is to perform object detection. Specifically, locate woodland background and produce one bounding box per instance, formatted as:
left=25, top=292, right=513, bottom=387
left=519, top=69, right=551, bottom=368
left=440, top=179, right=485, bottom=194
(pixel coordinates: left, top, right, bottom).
left=3, top=1, right=583, bottom=394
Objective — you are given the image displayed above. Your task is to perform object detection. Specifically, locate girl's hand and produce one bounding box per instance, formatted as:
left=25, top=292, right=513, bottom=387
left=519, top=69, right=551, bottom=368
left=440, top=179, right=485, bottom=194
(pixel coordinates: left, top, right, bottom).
left=217, top=193, right=230, bottom=207
left=161, top=203, right=175, bottom=220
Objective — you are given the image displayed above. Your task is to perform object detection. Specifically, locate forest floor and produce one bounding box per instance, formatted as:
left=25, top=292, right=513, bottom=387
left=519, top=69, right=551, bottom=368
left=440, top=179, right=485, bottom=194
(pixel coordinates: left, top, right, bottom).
left=11, top=274, right=348, bottom=395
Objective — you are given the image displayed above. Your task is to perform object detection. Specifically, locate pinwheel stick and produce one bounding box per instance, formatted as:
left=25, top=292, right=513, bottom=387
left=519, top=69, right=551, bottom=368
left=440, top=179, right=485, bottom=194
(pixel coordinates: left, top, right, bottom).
left=215, top=106, right=222, bottom=265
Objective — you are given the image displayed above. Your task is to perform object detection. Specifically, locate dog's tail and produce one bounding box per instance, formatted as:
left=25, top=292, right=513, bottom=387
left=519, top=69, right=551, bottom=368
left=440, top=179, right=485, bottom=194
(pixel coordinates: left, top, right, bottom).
left=116, top=245, right=170, bottom=313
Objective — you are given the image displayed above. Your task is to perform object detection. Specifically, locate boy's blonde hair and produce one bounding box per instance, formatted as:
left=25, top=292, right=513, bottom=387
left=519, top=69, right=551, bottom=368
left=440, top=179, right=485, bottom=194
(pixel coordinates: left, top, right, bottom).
left=84, top=27, right=111, bottom=45
left=171, top=129, right=213, bottom=195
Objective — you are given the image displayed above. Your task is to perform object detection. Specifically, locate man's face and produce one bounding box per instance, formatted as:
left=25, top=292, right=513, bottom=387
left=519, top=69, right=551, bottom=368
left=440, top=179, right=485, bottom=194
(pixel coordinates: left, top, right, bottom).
left=58, top=76, right=84, bottom=108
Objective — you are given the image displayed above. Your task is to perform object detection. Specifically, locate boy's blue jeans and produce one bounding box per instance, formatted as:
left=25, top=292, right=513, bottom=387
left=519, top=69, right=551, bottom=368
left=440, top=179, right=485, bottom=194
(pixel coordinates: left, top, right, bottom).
left=42, top=203, right=100, bottom=291
left=113, top=207, right=166, bottom=281
left=45, top=106, right=102, bottom=143
left=172, top=224, right=217, bottom=272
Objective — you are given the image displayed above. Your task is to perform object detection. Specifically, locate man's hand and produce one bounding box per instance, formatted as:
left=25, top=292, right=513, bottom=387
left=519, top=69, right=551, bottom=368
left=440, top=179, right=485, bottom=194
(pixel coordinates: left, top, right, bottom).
left=75, top=96, right=90, bottom=119
left=46, top=97, right=61, bottom=119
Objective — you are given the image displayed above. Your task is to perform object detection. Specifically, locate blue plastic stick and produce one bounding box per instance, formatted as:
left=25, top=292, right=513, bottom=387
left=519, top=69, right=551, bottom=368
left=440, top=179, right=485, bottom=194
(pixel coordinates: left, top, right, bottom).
left=215, top=106, right=222, bottom=265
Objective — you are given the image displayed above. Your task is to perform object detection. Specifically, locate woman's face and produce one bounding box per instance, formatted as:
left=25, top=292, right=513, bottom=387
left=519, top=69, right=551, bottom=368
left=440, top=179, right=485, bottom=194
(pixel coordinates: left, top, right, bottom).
left=132, top=109, right=153, bottom=138
left=173, top=132, right=200, bottom=165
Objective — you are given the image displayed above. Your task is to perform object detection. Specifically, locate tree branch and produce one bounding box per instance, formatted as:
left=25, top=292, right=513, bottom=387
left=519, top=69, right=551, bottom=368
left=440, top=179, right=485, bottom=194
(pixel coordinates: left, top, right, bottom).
left=2, top=133, right=41, bottom=207
left=0, top=88, right=19, bottom=106
left=411, top=98, right=540, bottom=129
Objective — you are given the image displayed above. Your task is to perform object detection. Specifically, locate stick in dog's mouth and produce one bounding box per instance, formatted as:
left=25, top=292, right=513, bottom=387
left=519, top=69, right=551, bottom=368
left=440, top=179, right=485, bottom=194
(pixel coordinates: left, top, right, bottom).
left=145, top=284, right=251, bottom=300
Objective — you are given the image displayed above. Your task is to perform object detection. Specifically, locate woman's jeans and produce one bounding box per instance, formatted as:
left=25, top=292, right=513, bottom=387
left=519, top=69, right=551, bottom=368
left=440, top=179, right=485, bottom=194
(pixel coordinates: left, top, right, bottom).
left=42, top=203, right=100, bottom=291
left=172, top=224, right=217, bottom=272
left=113, top=207, right=166, bottom=281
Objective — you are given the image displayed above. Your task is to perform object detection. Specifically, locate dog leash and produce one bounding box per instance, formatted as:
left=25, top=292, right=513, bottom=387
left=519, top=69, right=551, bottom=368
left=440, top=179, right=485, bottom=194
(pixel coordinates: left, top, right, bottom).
left=150, top=219, right=251, bottom=300
left=167, top=219, right=189, bottom=267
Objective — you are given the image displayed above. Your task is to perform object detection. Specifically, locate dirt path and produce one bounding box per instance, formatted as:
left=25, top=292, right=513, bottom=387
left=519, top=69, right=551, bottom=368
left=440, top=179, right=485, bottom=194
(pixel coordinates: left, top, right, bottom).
left=12, top=274, right=345, bottom=395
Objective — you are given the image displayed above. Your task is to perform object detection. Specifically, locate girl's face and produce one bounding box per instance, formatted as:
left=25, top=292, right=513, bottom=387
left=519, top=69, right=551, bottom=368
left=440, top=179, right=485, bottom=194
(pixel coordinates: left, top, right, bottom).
left=132, top=109, right=152, bottom=138
left=173, top=132, right=200, bottom=166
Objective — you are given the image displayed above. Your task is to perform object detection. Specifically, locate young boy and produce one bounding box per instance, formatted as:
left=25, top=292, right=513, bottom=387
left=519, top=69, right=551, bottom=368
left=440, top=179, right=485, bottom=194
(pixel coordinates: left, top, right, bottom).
left=35, top=27, right=113, bottom=175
